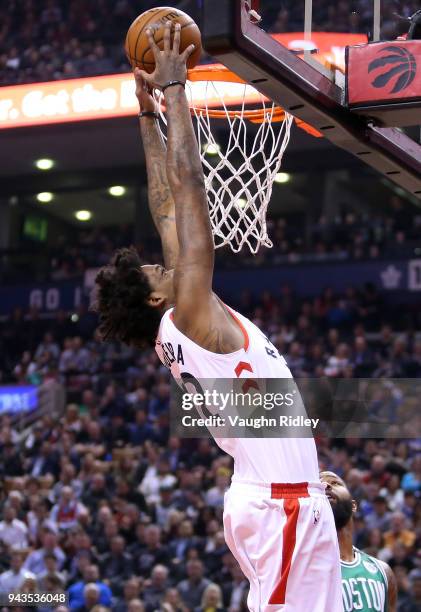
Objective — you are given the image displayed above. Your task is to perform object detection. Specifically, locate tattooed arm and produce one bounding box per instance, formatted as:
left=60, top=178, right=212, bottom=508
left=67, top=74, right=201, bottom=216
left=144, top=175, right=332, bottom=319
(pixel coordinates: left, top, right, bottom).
left=138, top=24, right=244, bottom=353
left=136, top=73, right=179, bottom=270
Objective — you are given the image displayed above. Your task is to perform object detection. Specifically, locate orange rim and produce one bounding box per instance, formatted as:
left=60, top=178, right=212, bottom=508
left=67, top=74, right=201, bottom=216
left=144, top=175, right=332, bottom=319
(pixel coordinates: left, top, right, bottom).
left=187, top=63, right=322, bottom=137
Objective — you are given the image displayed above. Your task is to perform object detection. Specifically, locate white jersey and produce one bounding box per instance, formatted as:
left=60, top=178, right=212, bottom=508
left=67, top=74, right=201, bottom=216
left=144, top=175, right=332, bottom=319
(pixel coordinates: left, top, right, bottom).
left=156, top=304, right=319, bottom=484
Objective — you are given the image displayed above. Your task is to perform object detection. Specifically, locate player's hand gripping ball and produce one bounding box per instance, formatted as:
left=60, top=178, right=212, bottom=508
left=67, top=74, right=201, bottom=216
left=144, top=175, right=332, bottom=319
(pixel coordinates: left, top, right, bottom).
left=125, top=6, right=202, bottom=73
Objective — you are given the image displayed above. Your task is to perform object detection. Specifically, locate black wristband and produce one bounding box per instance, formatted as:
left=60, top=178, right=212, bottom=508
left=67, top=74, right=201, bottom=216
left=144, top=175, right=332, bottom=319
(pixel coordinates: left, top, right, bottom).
left=162, top=80, right=185, bottom=94
left=138, top=111, right=159, bottom=119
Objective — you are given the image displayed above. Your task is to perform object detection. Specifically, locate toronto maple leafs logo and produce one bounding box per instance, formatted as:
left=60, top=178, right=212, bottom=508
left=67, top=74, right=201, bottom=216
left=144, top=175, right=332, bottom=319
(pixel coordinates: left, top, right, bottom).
left=380, top=265, right=402, bottom=289
left=368, top=46, right=417, bottom=93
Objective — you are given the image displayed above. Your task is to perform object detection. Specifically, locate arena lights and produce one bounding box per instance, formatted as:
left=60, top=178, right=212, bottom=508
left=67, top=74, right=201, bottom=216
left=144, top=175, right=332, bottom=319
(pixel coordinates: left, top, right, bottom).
left=35, top=158, right=55, bottom=171
left=36, top=192, right=53, bottom=203
left=203, top=143, right=221, bottom=156
left=237, top=198, right=247, bottom=209
left=275, top=172, right=291, bottom=184
left=108, top=185, right=126, bottom=197
left=75, top=210, right=92, bottom=221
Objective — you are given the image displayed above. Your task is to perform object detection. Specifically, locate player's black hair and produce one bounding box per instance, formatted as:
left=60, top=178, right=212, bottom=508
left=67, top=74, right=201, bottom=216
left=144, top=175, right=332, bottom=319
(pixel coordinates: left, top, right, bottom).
left=92, top=246, right=161, bottom=348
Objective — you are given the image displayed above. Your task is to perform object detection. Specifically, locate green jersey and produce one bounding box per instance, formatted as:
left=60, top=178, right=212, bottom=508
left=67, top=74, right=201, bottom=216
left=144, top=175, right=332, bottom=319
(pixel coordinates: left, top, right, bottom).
left=341, top=547, right=388, bottom=612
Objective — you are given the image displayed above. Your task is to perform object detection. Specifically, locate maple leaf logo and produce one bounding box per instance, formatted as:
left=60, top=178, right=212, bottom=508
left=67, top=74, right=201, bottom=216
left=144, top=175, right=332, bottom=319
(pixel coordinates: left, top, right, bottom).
left=368, top=46, right=417, bottom=93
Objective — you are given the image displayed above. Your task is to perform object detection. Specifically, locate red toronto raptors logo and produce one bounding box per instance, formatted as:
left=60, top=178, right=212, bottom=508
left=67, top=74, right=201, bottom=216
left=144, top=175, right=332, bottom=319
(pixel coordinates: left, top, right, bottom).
left=368, top=45, right=417, bottom=93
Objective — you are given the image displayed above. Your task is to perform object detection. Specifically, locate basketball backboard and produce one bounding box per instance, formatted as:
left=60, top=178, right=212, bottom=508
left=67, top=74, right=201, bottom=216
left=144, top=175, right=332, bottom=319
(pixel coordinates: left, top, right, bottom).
left=200, top=0, right=421, bottom=200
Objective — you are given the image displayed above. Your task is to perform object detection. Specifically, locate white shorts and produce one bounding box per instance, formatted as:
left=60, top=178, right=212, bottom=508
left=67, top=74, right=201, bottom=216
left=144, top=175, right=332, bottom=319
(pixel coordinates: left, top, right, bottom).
left=223, top=480, right=343, bottom=612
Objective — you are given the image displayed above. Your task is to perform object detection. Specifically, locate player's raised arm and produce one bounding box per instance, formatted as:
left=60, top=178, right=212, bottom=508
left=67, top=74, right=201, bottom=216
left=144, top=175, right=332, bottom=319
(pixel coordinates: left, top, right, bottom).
left=139, top=23, right=214, bottom=325
left=135, top=71, right=179, bottom=270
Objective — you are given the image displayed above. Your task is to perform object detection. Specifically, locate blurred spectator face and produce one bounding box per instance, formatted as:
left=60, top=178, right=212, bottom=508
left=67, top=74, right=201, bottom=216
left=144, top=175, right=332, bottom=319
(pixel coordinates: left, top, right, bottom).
left=8, top=491, right=23, bottom=510
left=179, top=520, right=193, bottom=538
left=22, top=577, right=37, bottom=592
left=203, top=585, right=221, bottom=607
left=206, top=520, right=219, bottom=536
left=82, top=390, right=96, bottom=408
left=135, top=410, right=147, bottom=425
left=164, top=588, right=182, bottom=608
left=157, top=458, right=170, bottom=475
left=83, top=565, right=99, bottom=583
left=373, top=497, right=388, bottom=516
left=84, top=583, right=100, bottom=607
left=367, top=528, right=383, bottom=548
left=4, top=504, right=16, bottom=523
left=77, top=554, right=90, bottom=582
left=354, top=337, right=366, bottom=351
left=111, top=536, right=125, bottom=555
left=390, top=512, right=406, bottom=533
left=97, top=506, right=112, bottom=524
left=151, top=565, right=168, bottom=588
left=124, top=578, right=141, bottom=600
left=187, top=560, right=204, bottom=581
left=91, top=474, right=106, bottom=491
left=105, top=521, right=118, bottom=539
left=128, top=600, right=144, bottom=612
left=60, top=487, right=73, bottom=504
left=43, top=531, right=58, bottom=550
left=145, top=525, right=160, bottom=548
left=10, top=551, right=24, bottom=572
left=371, top=455, right=386, bottom=475
left=44, top=554, right=57, bottom=573
left=387, top=474, right=400, bottom=492
left=215, top=531, right=225, bottom=548
left=65, top=405, right=79, bottom=422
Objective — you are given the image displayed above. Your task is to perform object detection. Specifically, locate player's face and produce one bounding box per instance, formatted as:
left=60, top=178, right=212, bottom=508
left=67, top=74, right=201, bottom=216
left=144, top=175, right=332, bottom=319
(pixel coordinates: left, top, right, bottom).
left=320, top=471, right=355, bottom=530
left=142, top=264, right=175, bottom=304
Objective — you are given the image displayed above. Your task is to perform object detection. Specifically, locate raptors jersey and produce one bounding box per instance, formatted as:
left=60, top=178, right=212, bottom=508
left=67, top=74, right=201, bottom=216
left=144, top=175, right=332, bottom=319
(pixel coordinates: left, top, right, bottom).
left=156, top=304, right=319, bottom=484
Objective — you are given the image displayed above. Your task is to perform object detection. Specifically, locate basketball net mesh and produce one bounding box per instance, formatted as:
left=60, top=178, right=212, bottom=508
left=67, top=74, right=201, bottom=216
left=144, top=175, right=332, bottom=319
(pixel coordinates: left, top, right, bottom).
left=154, top=80, right=293, bottom=254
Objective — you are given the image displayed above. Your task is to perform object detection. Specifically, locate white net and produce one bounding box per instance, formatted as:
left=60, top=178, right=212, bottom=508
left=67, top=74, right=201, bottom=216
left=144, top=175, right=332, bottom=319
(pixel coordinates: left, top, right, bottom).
left=154, top=79, right=293, bottom=254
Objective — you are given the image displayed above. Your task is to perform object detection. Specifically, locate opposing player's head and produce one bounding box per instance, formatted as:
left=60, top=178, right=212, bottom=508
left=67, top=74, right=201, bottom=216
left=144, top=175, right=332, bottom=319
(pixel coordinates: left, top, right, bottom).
left=93, top=247, right=175, bottom=348
left=320, top=471, right=357, bottom=530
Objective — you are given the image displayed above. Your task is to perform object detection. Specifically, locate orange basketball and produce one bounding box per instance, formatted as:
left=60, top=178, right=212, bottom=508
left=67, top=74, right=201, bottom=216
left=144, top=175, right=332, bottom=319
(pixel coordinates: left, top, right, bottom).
left=125, top=6, right=202, bottom=74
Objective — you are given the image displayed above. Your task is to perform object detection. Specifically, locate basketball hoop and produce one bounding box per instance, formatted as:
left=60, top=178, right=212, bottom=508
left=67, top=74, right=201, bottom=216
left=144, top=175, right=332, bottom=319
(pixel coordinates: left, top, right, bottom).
left=154, top=64, right=320, bottom=253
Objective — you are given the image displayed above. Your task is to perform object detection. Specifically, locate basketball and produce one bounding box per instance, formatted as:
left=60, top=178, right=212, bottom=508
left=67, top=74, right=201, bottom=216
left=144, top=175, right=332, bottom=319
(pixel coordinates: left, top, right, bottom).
left=125, top=6, right=202, bottom=73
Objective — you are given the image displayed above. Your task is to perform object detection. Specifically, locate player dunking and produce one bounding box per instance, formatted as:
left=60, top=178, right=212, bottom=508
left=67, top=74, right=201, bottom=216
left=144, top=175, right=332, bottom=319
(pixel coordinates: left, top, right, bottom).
left=94, top=22, right=342, bottom=611
left=321, top=472, right=397, bottom=612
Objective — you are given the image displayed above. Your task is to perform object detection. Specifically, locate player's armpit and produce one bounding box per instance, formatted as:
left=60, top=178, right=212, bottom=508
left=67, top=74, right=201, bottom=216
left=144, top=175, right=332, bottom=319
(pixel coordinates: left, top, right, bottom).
left=380, top=561, right=397, bottom=612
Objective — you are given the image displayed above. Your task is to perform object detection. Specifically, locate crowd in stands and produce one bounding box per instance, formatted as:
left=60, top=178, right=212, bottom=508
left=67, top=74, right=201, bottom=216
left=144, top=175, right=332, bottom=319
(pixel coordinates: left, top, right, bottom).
left=264, top=0, right=420, bottom=38
left=0, top=279, right=420, bottom=611
left=14, top=197, right=418, bottom=283
left=1, top=0, right=419, bottom=86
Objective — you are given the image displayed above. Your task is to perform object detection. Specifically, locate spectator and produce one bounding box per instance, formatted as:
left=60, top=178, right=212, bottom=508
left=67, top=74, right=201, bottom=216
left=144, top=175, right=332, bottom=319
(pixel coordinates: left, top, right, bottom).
left=51, top=487, right=87, bottom=531
left=401, top=456, right=421, bottom=493
left=0, top=504, right=29, bottom=549
left=24, top=527, right=66, bottom=576
left=99, top=536, right=133, bottom=592
left=37, top=553, right=66, bottom=592
left=177, top=560, right=211, bottom=611
left=143, top=565, right=169, bottom=611
left=0, top=551, right=35, bottom=593
left=194, top=583, right=226, bottom=612
left=113, top=577, right=143, bottom=612
left=383, top=512, right=417, bottom=552
left=400, top=569, right=421, bottom=612
left=68, top=565, right=112, bottom=610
